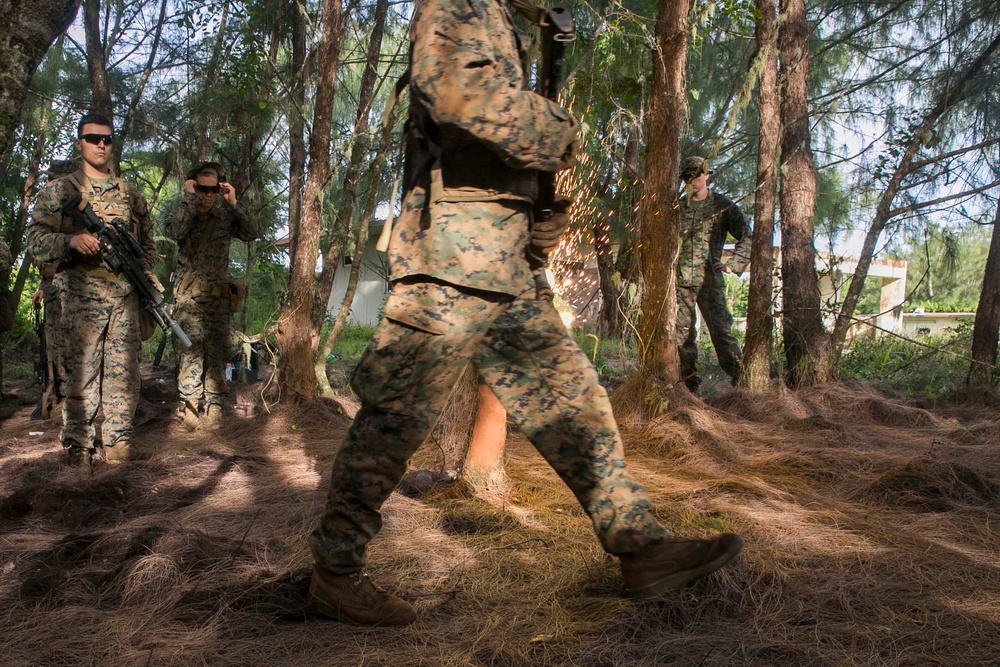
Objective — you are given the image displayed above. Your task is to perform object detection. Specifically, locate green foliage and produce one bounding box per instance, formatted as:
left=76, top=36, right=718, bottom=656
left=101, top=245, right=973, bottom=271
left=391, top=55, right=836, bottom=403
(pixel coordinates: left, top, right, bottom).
left=326, top=322, right=376, bottom=364
left=886, top=222, right=989, bottom=312
left=839, top=322, right=977, bottom=396
left=571, top=329, right=636, bottom=379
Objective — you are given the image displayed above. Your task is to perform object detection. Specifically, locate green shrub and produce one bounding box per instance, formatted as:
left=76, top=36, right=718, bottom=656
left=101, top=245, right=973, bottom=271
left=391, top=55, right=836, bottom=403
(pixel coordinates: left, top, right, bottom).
left=327, top=322, right=376, bottom=363
left=839, top=322, right=976, bottom=396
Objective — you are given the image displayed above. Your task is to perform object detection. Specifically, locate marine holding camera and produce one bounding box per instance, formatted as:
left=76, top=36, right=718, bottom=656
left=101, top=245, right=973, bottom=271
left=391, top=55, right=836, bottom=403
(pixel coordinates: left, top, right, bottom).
left=164, top=161, right=259, bottom=429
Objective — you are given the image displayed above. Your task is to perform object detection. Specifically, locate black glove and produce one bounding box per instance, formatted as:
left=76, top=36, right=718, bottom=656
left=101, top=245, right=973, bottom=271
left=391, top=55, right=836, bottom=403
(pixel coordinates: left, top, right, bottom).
left=531, top=196, right=573, bottom=252
left=713, top=259, right=731, bottom=274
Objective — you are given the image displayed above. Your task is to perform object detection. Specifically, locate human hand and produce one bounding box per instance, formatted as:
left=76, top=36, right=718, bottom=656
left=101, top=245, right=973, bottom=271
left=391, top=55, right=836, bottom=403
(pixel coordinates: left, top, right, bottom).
left=69, top=232, right=101, bottom=256
left=32, top=289, right=43, bottom=309
left=184, top=179, right=197, bottom=194
left=531, top=196, right=573, bottom=252
left=555, top=139, right=579, bottom=172
left=145, top=271, right=164, bottom=292
left=713, top=260, right=731, bottom=274
left=220, top=182, right=237, bottom=206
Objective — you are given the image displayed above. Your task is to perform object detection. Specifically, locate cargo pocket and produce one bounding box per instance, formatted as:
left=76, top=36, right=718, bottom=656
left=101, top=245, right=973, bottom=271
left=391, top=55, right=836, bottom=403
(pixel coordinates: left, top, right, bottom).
left=383, top=292, right=450, bottom=335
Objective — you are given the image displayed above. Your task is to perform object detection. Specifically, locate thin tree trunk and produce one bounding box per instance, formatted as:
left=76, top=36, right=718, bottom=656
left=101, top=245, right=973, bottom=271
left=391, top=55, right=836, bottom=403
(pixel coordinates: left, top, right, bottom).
left=0, top=0, right=79, bottom=158
left=312, top=0, right=390, bottom=329
left=596, top=130, right=638, bottom=336
left=287, top=0, right=307, bottom=269
left=277, top=0, right=343, bottom=403
left=612, top=0, right=689, bottom=417
left=967, top=198, right=1000, bottom=387
left=83, top=0, right=113, bottom=121
left=830, top=31, right=1000, bottom=358
left=314, top=104, right=401, bottom=394
left=778, top=0, right=830, bottom=388
left=193, top=0, right=230, bottom=159
left=740, top=0, right=780, bottom=392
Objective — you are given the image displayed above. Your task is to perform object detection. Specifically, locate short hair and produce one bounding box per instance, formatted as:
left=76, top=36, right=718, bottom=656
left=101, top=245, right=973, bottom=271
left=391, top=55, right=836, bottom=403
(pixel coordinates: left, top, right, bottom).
left=77, top=111, right=114, bottom=137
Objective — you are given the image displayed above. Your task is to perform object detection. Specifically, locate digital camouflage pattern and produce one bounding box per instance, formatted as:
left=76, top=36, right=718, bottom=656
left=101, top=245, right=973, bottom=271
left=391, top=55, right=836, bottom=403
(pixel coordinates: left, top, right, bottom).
left=26, top=174, right=152, bottom=451
left=391, top=0, right=578, bottom=296
left=310, top=0, right=670, bottom=575
left=311, top=281, right=670, bottom=572
left=676, top=190, right=751, bottom=386
left=41, top=276, right=64, bottom=404
left=164, top=193, right=257, bottom=407
left=678, top=267, right=744, bottom=384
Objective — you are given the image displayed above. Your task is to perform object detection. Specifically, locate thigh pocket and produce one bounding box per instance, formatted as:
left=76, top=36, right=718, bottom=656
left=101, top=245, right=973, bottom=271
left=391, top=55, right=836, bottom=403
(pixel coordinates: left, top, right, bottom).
left=383, top=292, right=450, bottom=335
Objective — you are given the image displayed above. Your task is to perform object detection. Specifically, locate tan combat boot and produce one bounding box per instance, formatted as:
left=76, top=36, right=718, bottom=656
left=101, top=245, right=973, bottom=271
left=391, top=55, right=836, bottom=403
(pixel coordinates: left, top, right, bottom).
left=619, top=533, right=743, bottom=598
left=203, top=403, right=224, bottom=429
left=174, top=400, right=201, bottom=431
left=308, top=567, right=416, bottom=626
left=105, top=441, right=136, bottom=464
left=65, top=445, right=91, bottom=470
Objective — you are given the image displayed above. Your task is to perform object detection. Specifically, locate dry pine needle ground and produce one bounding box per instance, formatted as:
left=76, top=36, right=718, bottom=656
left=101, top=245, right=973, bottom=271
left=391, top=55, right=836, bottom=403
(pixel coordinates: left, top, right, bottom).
left=0, top=380, right=998, bottom=666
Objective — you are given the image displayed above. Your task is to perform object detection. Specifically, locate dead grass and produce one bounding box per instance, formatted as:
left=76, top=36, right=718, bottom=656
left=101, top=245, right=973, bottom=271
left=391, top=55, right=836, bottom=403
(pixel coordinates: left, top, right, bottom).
left=0, top=375, right=997, bottom=666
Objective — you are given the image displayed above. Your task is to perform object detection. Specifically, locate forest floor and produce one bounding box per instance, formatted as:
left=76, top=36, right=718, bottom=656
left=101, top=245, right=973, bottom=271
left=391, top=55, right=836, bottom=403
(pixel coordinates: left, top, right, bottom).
left=0, top=358, right=998, bottom=667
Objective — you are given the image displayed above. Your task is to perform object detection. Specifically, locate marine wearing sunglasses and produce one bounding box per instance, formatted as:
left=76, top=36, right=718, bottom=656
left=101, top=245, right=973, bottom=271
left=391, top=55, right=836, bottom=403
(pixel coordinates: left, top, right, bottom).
left=183, top=162, right=237, bottom=213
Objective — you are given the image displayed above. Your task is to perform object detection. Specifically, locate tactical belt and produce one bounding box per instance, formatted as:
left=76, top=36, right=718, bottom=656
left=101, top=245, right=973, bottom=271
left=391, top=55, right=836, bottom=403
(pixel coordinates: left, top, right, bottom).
left=375, top=0, right=570, bottom=253
left=72, top=265, right=121, bottom=281
left=181, top=279, right=229, bottom=298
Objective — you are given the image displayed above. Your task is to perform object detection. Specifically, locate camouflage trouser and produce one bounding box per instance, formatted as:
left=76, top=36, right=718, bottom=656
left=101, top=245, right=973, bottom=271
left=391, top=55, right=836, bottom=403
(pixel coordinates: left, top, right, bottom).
left=41, top=278, right=64, bottom=401
left=174, top=291, right=230, bottom=406
left=311, top=279, right=670, bottom=573
left=57, top=275, right=141, bottom=450
left=677, top=269, right=743, bottom=386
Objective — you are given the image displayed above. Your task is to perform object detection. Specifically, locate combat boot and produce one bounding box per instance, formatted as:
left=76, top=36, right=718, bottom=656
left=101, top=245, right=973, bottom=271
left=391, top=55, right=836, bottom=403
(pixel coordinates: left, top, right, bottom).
left=619, top=533, right=743, bottom=598
left=308, top=567, right=416, bottom=626
left=65, top=445, right=91, bottom=469
left=105, top=441, right=136, bottom=464
left=203, top=403, right=224, bottom=429
left=174, top=400, right=200, bottom=431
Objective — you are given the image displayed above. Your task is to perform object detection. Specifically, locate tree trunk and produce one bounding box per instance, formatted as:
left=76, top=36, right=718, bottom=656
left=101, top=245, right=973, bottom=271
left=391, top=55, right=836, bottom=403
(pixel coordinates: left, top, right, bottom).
left=287, top=1, right=307, bottom=269
left=0, top=0, right=80, bottom=158
left=596, top=130, right=638, bottom=337
left=464, top=382, right=507, bottom=487
left=967, top=198, right=1000, bottom=388
left=612, top=0, right=689, bottom=418
left=830, top=31, right=1000, bottom=359
left=778, top=0, right=830, bottom=388
left=312, top=0, right=389, bottom=329
left=276, top=0, right=343, bottom=403
left=315, top=105, right=401, bottom=394
left=740, top=0, right=780, bottom=392
left=192, top=0, right=231, bottom=160
left=83, top=0, right=113, bottom=119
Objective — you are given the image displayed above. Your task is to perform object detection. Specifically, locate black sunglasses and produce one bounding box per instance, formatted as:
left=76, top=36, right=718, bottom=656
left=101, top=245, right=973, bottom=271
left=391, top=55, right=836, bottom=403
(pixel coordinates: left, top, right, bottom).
left=80, top=133, right=114, bottom=146
left=196, top=184, right=221, bottom=194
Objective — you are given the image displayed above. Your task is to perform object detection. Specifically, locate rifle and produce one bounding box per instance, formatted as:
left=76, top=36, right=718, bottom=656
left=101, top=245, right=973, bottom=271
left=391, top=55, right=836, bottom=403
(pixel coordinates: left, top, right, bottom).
left=523, top=4, right=575, bottom=295
left=64, top=196, right=193, bottom=350
left=30, top=301, right=59, bottom=421
left=152, top=261, right=178, bottom=367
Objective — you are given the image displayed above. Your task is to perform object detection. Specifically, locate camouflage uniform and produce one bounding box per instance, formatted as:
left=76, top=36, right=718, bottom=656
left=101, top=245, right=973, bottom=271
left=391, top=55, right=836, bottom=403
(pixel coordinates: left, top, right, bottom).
left=676, top=191, right=751, bottom=387
left=164, top=193, right=257, bottom=409
left=310, top=0, right=670, bottom=575
left=26, top=173, right=153, bottom=452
